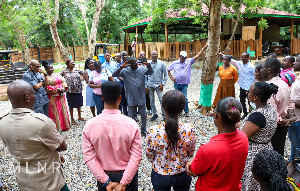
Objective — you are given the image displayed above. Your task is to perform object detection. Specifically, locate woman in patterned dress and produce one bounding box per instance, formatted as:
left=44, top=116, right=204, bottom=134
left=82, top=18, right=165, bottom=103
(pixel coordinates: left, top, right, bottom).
left=146, top=90, right=196, bottom=191
left=60, top=59, right=85, bottom=124
left=241, top=82, right=279, bottom=191
left=83, top=58, right=96, bottom=117
left=42, top=61, right=70, bottom=132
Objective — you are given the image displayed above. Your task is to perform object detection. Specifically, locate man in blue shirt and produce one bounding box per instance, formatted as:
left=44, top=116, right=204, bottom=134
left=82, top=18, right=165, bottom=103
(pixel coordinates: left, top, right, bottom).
left=231, top=52, right=255, bottom=118
left=101, top=52, right=118, bottom=74
left=146, top=50, right=168, bottom=121
left=22, top=60, right=49, bottom=116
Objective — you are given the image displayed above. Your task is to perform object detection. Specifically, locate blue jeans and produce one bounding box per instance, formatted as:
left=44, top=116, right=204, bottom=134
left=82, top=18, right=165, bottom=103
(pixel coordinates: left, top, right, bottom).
left=174, top=83, right=189, bottom=113
left=97, top=172, right=138, bottom=191
left=93, top=93, right=104, bottom=115
left=151, top=170, right=192, bottom=191
left=288, top=121, right=300, bottom=161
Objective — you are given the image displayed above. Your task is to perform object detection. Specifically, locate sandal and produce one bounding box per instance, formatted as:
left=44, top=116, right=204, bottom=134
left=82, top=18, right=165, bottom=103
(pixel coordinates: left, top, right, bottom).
left=71, top=119, right=78, bottom=125
left=78, top=118, right=86, bottom=121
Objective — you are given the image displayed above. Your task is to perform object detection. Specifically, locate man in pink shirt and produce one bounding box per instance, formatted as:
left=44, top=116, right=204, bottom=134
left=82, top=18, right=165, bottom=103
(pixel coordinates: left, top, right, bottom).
left=82, top=81, right=142, bottom=191
left=289, top=61, right=300, bottom=161
left=261, top=58, right=291, bottom=155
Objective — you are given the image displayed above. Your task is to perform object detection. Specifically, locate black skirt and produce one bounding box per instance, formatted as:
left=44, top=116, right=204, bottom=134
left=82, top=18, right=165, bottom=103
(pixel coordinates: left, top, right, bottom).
left=66, top=92, right=83, bottom=108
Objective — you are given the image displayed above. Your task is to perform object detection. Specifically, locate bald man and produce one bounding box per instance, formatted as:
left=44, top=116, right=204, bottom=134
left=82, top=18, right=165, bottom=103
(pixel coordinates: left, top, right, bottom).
left=0, top=80, right=69, bottom=191
left=22, top=60, right=49, bottom=116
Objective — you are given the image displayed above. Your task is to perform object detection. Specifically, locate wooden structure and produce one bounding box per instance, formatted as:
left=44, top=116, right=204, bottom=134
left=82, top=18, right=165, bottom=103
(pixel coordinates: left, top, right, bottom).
left=122, top=6, right=300, bottom=59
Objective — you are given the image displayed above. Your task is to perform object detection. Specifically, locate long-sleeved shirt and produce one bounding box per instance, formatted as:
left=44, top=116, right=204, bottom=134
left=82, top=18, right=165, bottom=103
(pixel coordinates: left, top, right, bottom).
left=267, top=76, right=291, bottom=122
left=291, top=75, right=300, bottom=122
left=82, top=109, right=142, bottom=185
left=167, top=58, right=195, bottom=85
left=112, top=65, right=153, bottom=106
left=146, top=59, right=168, bottom=88
left=231, top=59, right=255, bottom=90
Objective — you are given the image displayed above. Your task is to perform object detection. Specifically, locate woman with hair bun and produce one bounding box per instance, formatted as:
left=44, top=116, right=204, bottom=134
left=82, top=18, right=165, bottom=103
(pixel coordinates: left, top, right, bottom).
left=146, top=90, right=196, bottom=190
left=252, top=150, right=292, bottom=191
left=187, top=97, right=248, bottom=191
left=241, top=82, right=279, bottom=191
left=42, top=61, right=70, bottom=132
left=213, top=55, right=238, bottom=107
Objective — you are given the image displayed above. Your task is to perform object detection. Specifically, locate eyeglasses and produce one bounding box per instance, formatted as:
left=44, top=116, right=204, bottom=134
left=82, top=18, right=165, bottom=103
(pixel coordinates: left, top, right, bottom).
left=33, top=65, right=41, bottom=68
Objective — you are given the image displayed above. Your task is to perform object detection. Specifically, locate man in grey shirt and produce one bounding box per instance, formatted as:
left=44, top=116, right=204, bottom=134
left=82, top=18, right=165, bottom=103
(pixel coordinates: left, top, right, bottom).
left=146, top=51, right=168, bottom=121
left=113, top=57, right=153, bottom=136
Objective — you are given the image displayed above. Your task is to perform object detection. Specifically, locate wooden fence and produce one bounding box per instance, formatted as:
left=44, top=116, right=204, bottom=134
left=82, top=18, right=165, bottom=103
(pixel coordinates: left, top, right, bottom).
left=292, top=38, right=300, bottom=55
left=128, top=39, right=263, bottom=59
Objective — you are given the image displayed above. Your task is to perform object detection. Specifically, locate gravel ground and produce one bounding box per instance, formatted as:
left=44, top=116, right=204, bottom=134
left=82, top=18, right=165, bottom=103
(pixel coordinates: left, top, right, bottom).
left=0, top=63, right=291, bottom=191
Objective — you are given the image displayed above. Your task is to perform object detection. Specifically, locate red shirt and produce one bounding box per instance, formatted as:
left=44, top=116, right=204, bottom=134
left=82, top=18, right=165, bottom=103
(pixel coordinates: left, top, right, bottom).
left=191, top=130, right=248, bottom=191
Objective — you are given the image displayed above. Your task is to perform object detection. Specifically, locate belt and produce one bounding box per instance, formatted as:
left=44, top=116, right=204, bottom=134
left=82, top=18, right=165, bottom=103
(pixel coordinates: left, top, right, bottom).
left=104, top=170, right=124, bottom=174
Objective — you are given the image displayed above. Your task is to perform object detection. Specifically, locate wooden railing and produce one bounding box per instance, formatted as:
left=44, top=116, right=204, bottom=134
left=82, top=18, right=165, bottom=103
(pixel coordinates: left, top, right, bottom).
left=126, top=39, right=263, bottom=59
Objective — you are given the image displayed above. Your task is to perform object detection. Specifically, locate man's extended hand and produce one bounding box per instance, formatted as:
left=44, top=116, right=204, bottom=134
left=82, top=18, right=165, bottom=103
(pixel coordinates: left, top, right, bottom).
left=159, top=84, right=163, bottom=91
left=186, top=158, right=197, bottom=177
left=113, top=183, right=126, bottom=191
left=106, top=181, right=119, bottom=191
left=121, top=60, right=130, bottom=68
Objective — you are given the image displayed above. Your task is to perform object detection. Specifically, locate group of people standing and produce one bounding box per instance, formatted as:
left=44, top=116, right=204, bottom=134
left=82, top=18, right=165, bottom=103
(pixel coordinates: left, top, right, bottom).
left=1, top=47, right=300, bottom=191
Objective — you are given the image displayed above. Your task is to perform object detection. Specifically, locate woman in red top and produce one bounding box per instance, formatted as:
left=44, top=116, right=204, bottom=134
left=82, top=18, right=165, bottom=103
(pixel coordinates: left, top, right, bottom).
left=186, top=97, right=249, bottom=191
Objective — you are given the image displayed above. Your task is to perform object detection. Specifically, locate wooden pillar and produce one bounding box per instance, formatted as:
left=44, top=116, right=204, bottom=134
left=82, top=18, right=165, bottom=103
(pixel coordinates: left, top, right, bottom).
left=186, top=41, right=190, bottom=58
left=125, top=31, right=128, bottom=53
left=296, top=25, right=299, bottom=38
left=291, top=19, right=294, bottom=56
left=164, top=24, right=168, bottom=59
left=127, top=31, right=130, bottom=54
left=135, top=26, right=138, bottom=58
left=165, top=24, right=168, bottom=43
left=176, top=42, right=179, bottom=59
left=175, top=34, right=177, bottom=42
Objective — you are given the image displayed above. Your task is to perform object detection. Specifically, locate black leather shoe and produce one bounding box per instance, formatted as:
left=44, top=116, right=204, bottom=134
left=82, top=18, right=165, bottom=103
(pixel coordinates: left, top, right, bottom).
left=151, top=114, right=158, bottom=121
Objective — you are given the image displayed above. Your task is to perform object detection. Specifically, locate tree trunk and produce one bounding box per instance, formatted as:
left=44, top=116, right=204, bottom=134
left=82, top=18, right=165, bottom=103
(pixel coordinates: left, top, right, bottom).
left=18, top=33, right=31, bottom=65
left=45, top=0, right=70, bottom=62
left=71, top=35, right=77, bottom=47
left=223, top=2, right=242, bottom=54
left=0, top=39, right=6, bottom=49
left=0, top=2, right=31, bottom=64
left=199, top=0, right=222, bottom=114
left=64, top=32, right=71, bottom=56
left=78, top=3, right=89, bottom=46
left=88, top=0, right=105, bottom=58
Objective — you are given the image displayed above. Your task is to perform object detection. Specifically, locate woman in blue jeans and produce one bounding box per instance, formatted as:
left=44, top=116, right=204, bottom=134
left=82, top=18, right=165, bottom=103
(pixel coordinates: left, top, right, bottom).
left=89, top=61, right=113, bottom=115
left=146, top=90, right=196, bottom=191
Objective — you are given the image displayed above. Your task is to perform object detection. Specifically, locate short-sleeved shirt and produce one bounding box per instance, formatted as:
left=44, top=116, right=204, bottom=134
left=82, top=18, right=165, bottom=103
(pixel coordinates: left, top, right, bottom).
left=59, top=68, right=84, bottom=93
left=89, top=69, right=112, bottom=95
left=0, top=108, right=65, bottom=191
left=22, top=70, right=49, bottom=109
left=146, top=122, right=196, bottom=175
left=167, top=58, right=195, bottom=85
left=247, top=112, right=267, bottom=128
left=218, top=65, right=238, bottom=82
left=231, top=60, right=256, bottom=90
left=190, top=130, right=248, bottom=191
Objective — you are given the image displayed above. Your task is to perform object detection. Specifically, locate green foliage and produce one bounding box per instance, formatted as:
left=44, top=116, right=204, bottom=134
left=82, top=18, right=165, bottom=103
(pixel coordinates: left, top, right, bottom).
left=258, top=18, right=269, bottom=30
